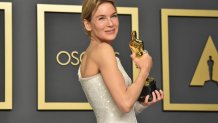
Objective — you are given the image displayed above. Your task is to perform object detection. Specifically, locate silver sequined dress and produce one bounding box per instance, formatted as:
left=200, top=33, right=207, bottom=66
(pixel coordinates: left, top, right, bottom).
left=78, top=57, right=147, bottom=123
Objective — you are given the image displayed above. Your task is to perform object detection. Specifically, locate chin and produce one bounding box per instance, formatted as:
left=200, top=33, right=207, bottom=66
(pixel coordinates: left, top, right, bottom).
left=104, top=34, right=118, bottom=41
left=104, top=36, right=117, bottom=42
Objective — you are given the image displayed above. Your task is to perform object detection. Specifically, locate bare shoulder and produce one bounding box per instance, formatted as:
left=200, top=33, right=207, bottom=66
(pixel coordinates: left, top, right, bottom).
left=97, top=42, right=114, bottom=53
left=93, top=42, right=116, bottom=66
left=95, top=43, right=115, bottom=57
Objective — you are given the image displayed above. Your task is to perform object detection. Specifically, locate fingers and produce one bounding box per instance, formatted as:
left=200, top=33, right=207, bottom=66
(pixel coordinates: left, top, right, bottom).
left=151, top=91, right=156, bottom=102
left=142, top=90, right=164, bottom=106
left=143, top=50, right=148, bottom=54
left=131, top=51, right=149, bottom=60
left=145, top=95, right=150, bottom=102
left=131, top=50, right=152, bottom=72
left=155, top=90, right=161, bottom=100
left=153, top=90, right=164, bottom=101
left=143, top=95, right=151, bottom=105
left=130, top=53, right=140, bottom=68
left=130, top=52, right=136, bottom=59
left=159, top=89, right=164, bottom=99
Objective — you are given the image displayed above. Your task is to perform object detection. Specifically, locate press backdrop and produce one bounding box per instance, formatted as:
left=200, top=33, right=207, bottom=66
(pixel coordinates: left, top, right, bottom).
left=0, top=0, right=217, bottom=123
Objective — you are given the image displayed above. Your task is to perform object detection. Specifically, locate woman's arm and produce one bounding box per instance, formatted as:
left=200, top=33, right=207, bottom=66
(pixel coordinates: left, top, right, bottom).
left=94, top=43, right=152, bottom=113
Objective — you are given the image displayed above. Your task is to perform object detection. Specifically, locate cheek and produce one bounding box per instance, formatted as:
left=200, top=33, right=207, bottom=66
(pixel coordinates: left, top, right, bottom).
left=115, top=19, right=119, bottom=30
left=113, top=17, right=119, bottom=25
left=116, top=21, right=119, bottom=29
left=93, top=22, right=105, bottom=32
left=116, top=18, right=119, bottom=24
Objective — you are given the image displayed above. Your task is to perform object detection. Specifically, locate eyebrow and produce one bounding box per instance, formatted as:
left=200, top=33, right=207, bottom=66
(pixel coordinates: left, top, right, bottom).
left=96, top=11, right=117, bottom=18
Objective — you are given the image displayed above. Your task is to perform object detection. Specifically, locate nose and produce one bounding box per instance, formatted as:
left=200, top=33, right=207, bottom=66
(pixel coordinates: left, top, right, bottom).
left=107, top=18, right=114, bottom=27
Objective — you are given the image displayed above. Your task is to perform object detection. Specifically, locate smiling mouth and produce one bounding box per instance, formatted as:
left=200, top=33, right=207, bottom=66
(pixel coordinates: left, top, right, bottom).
left=105, top=29, right=116, bottom=33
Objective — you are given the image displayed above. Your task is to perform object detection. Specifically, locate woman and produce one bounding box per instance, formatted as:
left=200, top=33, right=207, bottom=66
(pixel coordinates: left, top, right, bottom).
left=78, top=0, right=164, bottom=122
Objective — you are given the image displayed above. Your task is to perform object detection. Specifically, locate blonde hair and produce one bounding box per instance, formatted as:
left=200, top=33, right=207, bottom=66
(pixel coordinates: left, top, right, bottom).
left=81, top=0, right=116, bottom=35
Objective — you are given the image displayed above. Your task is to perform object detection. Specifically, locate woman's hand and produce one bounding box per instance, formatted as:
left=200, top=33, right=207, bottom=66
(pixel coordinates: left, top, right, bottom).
left=130, top=51, right=153, bottom=74
left=142, top=89, right=164, bottom=106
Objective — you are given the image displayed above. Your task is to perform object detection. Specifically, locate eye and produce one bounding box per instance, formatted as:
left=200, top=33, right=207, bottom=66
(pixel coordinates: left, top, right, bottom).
left=111, top=14, right=118, bottom=18
left=98, top=16, right=105, bottom=20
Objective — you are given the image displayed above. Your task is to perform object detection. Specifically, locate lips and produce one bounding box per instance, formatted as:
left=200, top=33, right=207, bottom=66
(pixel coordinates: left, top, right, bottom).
left=105, top=29, right=116, bottom=33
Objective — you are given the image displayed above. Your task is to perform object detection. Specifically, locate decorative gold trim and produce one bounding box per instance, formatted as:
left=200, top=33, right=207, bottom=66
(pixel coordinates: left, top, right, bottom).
left=161, top=9, right=218, bottom=111
left=0, top=2, right=12, bottom=110
left=37, top=4, right=138, bottom=110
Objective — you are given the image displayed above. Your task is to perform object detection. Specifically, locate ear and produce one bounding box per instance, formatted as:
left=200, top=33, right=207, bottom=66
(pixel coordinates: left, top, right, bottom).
left=83, top=19, right=92, bottom=32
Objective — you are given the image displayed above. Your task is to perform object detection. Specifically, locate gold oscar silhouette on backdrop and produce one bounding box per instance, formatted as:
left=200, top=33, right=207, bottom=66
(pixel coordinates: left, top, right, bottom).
left=129, top=31, right=158, bottom=102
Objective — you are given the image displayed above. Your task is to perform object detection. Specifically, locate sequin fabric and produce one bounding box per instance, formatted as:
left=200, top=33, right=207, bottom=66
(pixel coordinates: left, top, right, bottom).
left=78, top=57, right=146, bottom=123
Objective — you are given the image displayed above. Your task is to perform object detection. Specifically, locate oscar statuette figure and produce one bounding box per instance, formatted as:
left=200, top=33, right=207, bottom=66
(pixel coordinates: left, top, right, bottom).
left=129, top=31, right=158, bottom=102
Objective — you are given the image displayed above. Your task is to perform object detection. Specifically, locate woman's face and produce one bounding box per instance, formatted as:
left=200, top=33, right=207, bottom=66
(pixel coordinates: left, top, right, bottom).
left=85, top=2, right=119, bottom=43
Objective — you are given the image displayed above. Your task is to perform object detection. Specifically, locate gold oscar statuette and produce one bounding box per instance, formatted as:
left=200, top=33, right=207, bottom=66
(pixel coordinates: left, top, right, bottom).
left=129, top=31, right=158, bottom=102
